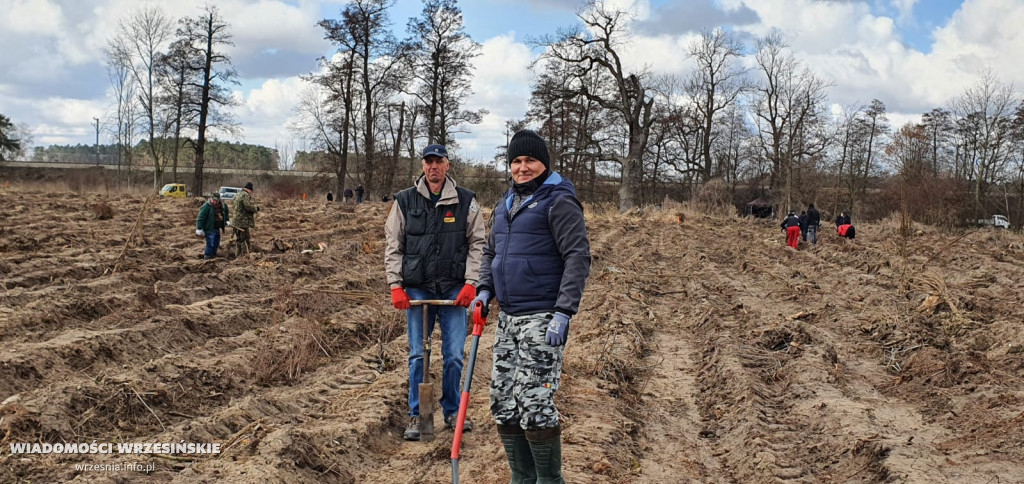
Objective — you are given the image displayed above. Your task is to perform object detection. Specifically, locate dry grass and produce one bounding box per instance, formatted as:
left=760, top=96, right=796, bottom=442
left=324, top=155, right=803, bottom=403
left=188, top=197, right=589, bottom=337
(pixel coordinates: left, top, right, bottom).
left=250, top=317, right=331, bottom=385
left=913, top=270, right=966, bottom=335
left=91, top=201, right=114, bottom=220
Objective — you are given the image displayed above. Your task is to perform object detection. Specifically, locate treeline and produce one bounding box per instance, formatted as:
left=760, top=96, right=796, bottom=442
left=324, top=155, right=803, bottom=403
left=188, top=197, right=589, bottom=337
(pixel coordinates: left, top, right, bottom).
left=522, top=6, right=1024, bottom=226
left=288, top=0, right=1024, bottom=227
left=30, top=140, right=276, bottom=171
left=96, top=0, right=1024, bottom=227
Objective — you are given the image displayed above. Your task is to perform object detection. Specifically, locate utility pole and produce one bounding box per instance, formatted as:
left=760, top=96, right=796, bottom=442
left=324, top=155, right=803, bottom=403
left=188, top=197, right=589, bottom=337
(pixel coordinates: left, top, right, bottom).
left=93, top=117, right=100, bottom=165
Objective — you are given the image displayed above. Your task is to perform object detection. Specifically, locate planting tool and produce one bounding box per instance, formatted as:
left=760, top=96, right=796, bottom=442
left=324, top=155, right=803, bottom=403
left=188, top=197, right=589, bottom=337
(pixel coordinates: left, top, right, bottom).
left=450, top=300, right=487, bottom=483
left=410, top=299, right=456, bottom=443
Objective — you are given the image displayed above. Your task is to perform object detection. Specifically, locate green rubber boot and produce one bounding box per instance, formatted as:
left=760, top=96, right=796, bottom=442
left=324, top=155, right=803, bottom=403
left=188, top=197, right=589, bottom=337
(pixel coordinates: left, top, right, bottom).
left=498, top=424, right=537, bottom=484
left=526, top=426, right=565, bottom=484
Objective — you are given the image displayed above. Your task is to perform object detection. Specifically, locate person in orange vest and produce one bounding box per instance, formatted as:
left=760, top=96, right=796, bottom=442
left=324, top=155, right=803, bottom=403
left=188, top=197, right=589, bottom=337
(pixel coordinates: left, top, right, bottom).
left=837, top=223, right=856, bottom=239
left=781, top=212, right=802, bottom=248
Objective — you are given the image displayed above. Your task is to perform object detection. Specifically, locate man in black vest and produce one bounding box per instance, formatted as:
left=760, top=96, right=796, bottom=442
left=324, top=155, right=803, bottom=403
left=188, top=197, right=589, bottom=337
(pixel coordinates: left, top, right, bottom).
left=806, top=203, right=821, bottom=245
left=384, top=144, right=486, bottom=441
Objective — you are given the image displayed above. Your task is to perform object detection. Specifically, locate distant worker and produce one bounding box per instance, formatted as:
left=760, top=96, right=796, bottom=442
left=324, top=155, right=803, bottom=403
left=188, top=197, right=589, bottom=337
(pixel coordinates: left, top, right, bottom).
left=781, top=211, right=801, bottom=249
left=799, top=211, right=808, bottom=242
left=196, top=193, right=230, bottom=259
left=326, top=191, right=334, bottom=202
left=356, top=185, right=365, bottom=204
left=836, top=211, right=851, bottom=227
left=344, top=188, right=354, bottom=203
left=838, top=223, right=856, bottom=240
left=232, top=181, right=259, bottom=257
left=384, top=143, right=486, bottom=441
left=806, top=203, right=821, bottom=245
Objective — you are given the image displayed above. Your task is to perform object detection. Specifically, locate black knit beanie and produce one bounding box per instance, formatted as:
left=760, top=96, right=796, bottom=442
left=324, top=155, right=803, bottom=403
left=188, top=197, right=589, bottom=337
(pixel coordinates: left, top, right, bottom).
left=507, top=129, right=550, bottom=169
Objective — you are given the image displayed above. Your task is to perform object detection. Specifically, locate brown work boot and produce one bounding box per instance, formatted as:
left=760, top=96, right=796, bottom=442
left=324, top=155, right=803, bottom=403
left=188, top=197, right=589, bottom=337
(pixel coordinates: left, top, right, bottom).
left=445, top=414, right=472, bottom=432
left=403, top=416, right=421, bottom=441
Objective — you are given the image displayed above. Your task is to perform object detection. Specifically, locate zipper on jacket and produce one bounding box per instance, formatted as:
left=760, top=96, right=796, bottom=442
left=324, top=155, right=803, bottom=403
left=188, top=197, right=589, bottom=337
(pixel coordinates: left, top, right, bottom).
left=499, top=194, right=514, bottom=306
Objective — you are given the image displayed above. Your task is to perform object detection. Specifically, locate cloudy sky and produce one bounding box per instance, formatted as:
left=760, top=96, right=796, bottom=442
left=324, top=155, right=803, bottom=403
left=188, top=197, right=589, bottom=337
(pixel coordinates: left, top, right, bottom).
left=1, top=0, right=1023, bottom=164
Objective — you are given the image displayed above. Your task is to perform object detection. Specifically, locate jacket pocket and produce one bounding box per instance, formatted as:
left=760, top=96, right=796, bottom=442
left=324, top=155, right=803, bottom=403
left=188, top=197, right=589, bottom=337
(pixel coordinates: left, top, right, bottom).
left=407, top=209, right=428, bottom=235
left=402, top=256, right=424, bottom=286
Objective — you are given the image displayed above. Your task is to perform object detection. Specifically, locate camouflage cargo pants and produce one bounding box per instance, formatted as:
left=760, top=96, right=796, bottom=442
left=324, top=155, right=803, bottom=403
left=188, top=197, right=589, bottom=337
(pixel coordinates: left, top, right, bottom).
left=233, top=227, right=251, bottom=257
left=490, top=311, right=565, bottom=430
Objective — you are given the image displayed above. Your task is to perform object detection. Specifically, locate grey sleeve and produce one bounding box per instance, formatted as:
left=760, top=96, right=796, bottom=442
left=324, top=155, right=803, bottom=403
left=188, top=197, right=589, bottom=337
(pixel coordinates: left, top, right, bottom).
left=549, top=195, right=591, bottom=315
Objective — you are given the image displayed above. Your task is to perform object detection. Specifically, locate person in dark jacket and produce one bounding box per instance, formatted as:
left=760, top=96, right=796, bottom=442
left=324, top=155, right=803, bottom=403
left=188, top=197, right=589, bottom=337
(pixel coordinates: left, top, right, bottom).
left=781, top=211, right=802, bottom=248
left=806, top=204, right=821, bottom=245
left=799, top=211, right=808, bottom=242
left=472, top=129, right=591, bottom=483
left=836, top=211, right=851, bottom=227
left=344, top=188, right=353, bottom=203
left=196, top=193, right=230, bottom=259
left=356, top=185, right=365, bottom=203
left=384, top=144, right=486, bottom=441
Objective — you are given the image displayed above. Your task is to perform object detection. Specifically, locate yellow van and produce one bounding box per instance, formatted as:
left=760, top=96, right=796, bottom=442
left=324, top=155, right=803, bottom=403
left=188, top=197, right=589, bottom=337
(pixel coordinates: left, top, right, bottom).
left=159, top=183, right=187, bottom=198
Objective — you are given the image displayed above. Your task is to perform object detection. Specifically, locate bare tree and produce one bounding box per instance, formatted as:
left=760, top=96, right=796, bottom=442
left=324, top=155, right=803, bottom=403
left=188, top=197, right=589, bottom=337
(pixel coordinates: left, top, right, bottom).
left=276, top=138, right=296, bottom=170
left=685, top=28, right=748, bottom=182
left=752, top=32, right=831, bottom=212
left=110, top=5, right=173, bottom=188
left=321, top=0, right=410, bottom=199
left=948, top=71, right=1019, bottom=212
left=315, top=12, right=363, bottom=195
left=888, top=123, right=930, bottom=181
left=104, top=43, right=138, bottom=184
left=155, top=37, right=199, bottom=183
left=177, top=5, right=240, bottom=196
left=542, top=1, right=656, bottom=211
left=856, top=99, right=889, bottom=196
left=406, top=0, right=484, bottom=147
left=921, top=107, right=954, bottom=176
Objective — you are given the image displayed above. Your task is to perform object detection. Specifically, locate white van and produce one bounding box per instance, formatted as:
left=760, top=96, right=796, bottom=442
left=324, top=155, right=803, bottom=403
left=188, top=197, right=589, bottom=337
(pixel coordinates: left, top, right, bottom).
left=977, top=215, right=1011, bottom=229
left=218, top=186, right=243, bottom=200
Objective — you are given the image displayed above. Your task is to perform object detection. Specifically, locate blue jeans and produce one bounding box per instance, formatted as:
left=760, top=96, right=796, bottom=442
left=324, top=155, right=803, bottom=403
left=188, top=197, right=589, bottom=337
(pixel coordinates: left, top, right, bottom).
left=406, top=286, right=468, bottom=417
left=807, top=225, right=818, bottom=245
left=204, top=230, right=221, bottom=258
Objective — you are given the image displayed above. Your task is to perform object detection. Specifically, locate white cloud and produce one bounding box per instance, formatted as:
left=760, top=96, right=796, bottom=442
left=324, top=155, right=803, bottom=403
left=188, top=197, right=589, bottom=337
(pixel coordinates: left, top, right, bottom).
left=891, top=0, right=919, bottom=25
left=3, top=0, right=63, bottom=34
left=228, top=75, right=314, bottom=150
left=455, top=32, right=536, bottom=161
left=619, top=33, right=694, bottom=77
left=243, top=76, right=310, bottom=119
left=17, top=97, right=108, bottom=145
left=717, top=0, right=1024, bottom=117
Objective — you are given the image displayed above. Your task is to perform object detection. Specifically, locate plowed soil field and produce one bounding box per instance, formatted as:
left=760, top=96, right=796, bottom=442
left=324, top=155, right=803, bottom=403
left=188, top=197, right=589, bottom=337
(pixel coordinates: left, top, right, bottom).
left=2, top=190, right=1024, bottom=483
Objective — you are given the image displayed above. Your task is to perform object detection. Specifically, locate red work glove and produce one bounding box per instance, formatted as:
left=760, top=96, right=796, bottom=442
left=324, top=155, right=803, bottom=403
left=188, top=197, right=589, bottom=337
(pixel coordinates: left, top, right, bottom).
left=454, top=284, right=476, bottom=307
left=390, top=287, right=410, bottom=310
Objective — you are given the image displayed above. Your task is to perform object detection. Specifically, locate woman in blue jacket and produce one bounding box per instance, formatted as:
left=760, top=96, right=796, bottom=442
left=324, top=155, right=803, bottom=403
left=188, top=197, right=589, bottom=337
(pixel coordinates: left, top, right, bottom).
left=473, top=129, right=591, bottom=483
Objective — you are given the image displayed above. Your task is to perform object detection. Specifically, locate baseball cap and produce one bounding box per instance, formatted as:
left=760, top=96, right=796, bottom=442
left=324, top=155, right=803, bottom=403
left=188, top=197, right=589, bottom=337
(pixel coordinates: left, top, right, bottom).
left=421, top=144, right=448, bottom=159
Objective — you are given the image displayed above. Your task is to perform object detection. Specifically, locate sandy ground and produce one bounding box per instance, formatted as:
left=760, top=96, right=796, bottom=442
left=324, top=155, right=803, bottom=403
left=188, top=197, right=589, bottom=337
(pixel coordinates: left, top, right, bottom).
left=2, top=191, right=1024, bottom=483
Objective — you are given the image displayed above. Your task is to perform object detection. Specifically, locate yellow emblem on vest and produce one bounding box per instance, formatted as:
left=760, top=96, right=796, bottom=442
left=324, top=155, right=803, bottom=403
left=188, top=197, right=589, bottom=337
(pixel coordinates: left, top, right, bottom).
left=444, top=210, right=455, bottom=223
